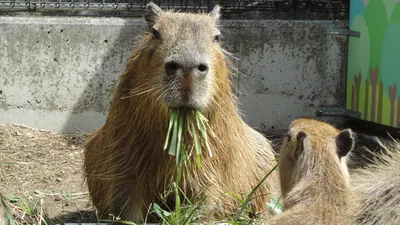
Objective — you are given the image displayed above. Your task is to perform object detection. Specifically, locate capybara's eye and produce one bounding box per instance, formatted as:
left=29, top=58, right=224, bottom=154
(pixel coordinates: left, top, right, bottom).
left=152, top=28, right=160, bottom=40
left=213, top=35, right=220, bottom=43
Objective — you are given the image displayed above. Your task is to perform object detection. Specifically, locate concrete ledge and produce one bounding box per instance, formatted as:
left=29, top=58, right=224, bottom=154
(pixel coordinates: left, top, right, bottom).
left=0, top=16, right=348, bottom=133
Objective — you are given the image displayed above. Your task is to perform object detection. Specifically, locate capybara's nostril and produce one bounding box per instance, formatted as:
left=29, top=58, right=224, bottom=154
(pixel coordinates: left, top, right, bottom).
left=197, top=63, right=209, bottom=74
left=165, top=61, right=181, bottom=77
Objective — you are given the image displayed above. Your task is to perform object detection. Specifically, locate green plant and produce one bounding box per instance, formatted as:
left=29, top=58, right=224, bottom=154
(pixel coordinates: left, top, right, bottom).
left=233, top=164, right=278, bottom=223
left=151, top=183, right=206, bottom=225
left=0, top=193, right=53, bottom=225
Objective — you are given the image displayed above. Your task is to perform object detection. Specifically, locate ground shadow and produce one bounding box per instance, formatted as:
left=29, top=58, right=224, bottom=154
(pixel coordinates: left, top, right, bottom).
left=51, top=210, right=97, bottom=224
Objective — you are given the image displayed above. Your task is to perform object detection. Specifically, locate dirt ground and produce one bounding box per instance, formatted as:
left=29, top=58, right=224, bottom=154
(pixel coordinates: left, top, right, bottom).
left=0, top=122, right=392, bottom=224
left=0, top=124, right=285, bottom=224
left=0, top=124, right=96, bottom=223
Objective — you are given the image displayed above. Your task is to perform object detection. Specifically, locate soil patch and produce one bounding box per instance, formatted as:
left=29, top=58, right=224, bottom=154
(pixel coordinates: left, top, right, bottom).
left=0, top=124, right=96, bottom=223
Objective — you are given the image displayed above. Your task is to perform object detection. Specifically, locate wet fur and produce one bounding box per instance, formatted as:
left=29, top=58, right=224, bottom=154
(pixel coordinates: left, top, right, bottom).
left=269, top=118, right=358, bottom=225
left=351, top=139, right=400, bottom=225
left=83, top=4, right=276, bottom=223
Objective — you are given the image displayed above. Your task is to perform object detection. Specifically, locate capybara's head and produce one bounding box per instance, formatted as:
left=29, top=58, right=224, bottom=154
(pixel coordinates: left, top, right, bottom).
left=278, top=118, right=355, bottom=195
left=142, top=2, right=224, bottom=110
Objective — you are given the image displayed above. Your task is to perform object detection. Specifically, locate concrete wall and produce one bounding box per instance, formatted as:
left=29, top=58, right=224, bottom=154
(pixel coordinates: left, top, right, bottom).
left=0, top=16, right=348, bottom=133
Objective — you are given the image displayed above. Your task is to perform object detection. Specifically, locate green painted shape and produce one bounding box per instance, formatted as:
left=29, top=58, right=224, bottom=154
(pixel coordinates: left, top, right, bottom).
left=350, top=0, right=366, bottom=25
left=346, top=0, right=399, bottom=128
left=359, top=82, right=366, bottom=118
left=381, top=23, right=400, bottom=98
left=390, top=3, right=400, bottom=24
left=382, top=89, right=391, bottom=126
left=359, top=80, right=374, bottom=120
left=367, top=81, right=373, bottom=119
left=348, top=15, right=370, bottom=83
left=346, top=76, right=353, bottom=110
left=364, top=0, right=388, bottom=81
left=383, top=0, right=397, bottom=21
left=346, top=15, right=370, bottom=113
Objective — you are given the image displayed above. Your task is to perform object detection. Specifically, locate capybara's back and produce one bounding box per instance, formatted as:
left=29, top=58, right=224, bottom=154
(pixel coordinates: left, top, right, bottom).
left=351, top=139, right=400, bottom=225
left=83, top=2, right=276, bottom=223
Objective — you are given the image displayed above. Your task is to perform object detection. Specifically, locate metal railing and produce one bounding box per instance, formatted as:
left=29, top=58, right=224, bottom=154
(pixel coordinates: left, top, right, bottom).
left=0, top=0, right=349, bottom=13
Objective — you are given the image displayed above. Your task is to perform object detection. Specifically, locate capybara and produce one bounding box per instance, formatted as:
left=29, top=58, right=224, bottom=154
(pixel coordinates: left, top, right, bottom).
left=83, top=2, right=276, bottom=223
left=269, top=118, right=358, bottom=225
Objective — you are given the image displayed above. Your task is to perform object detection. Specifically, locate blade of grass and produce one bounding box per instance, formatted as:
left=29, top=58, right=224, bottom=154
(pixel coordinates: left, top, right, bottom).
left=191, top=120, right=201, bottom=169
left=176, top=134, right=187, bottom=183
left=198, top=116, right=212, bottom=158
left=267, top=196, right=283, bottom=215
left=21, top=198, right=33, bottom=216
left=175, top=185, right=192, bottom=206
left=0, top=195, right=16, bottom=225
left=195, top=111, right=202, bottom=131
left=152, top=203, right=171, bottom=225
left=164, top=110, right=177, bottom=150
left=196, top=111, right=209, bottom=123
left=168, top=109, right=179, bottom=156
left=234, top=164, right=278, bottom=222
left=196, top=111, right=215, bottom=138
left=227, top=192, right=252, bottom=213
left=176, top=110, right=184, bottom=166
left=181, top=199, right=205, bottom=225
left=173, top=182, right=181, bottom=224
left=0, top=162, right=18, bottom=165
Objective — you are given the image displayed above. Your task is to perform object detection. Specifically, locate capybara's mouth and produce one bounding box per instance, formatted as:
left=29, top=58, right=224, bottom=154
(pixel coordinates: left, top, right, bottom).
left=165, top=100, right=201, bottom=110
left=163, top=88, right=207, bottom=110
left=168, top=106, right=198, bottom=114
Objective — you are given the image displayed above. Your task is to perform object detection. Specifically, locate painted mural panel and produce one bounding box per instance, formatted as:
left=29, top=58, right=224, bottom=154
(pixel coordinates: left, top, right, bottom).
left=346, top=0, right=400, bottom=128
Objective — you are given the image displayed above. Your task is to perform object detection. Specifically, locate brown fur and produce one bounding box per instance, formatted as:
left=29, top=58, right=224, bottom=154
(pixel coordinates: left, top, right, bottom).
left=351, top=139, right=400, bottom=225
left=83, top=2, right=276, bottom=223
left=269, top=118, right=358, bottom=225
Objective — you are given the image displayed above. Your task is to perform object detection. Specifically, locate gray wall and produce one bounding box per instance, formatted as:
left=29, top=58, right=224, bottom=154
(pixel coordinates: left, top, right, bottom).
left=0, top=16, right=348, bottom=133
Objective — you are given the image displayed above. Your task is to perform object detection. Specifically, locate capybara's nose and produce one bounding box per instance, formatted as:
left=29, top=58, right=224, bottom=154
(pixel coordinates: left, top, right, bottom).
left=165, top=60, right=209, bottom=77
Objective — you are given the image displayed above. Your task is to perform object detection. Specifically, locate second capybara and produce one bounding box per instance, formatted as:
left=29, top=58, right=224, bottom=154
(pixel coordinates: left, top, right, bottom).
left=269, top=118, right=358, bottom=225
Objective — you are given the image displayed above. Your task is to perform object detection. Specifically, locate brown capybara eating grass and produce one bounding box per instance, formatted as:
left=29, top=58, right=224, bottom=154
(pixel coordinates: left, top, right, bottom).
left=83, top=2, right=277, bottom=223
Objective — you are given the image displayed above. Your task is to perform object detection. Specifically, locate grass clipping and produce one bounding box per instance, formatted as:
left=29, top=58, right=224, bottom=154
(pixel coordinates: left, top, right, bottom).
left=164, top=108, right=213, bottom=173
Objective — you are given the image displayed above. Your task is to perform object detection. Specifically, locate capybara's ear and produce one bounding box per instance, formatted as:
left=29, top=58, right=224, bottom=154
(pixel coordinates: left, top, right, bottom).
left=336, top=129, right=355, bottom=158
left=295, top=131, right=307, bottom=159
left=145, top=2, right=163, bottom=29
left=210, top=4, right=221, bottom=22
